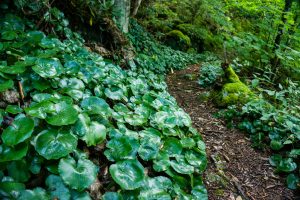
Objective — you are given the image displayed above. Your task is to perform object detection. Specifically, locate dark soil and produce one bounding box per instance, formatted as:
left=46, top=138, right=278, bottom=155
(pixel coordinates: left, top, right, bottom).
left=166, top=65, right=296, bottom=200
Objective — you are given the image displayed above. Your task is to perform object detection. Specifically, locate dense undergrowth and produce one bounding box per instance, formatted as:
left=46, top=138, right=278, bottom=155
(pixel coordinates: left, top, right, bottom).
left=199, top=61, right=300, bottom=189
left=0, top=6, right=209, bottom=200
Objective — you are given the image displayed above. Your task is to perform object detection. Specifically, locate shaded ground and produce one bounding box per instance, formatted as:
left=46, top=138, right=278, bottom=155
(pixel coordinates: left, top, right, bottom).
left=166, top=65, right=295, bottom=200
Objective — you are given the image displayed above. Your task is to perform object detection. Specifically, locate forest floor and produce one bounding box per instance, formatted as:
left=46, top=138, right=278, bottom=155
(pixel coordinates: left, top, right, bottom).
left=166, top=65, right=295, bottom=200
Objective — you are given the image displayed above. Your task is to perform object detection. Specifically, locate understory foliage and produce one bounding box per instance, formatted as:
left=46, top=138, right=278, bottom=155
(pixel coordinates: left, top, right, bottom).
left=199, top=61, right=300, bottom=189
left=0, top=3, right=208, bottom=200
left=139, top=0, right=300, bottom=82
left=128, top=20, right=203, bottom=73
left=218, top=79, right=300, bottom=189
left=193, top=0, right=300, bottom=190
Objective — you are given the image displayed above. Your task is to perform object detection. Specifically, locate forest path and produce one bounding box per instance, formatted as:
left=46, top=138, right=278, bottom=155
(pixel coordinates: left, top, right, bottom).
left=166, top=65, right=294, bottom=200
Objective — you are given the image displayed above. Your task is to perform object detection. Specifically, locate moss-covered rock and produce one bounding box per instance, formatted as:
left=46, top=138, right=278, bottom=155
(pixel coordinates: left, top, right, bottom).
left=165, top=30, right=191, bottom=51
left=213, top=66, right=254, bottom=107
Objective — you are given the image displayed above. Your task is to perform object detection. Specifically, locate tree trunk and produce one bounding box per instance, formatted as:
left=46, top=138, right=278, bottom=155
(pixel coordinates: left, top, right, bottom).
left=271, top=0, right=293, bottom=78
left=131, top=0, right=142, bottom=17
left=113, top=0, right=131, bottom=33
left=272, top=0, right=293, bottom=52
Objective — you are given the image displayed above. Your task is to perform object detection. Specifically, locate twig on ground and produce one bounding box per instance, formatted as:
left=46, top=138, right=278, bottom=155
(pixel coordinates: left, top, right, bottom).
left=17, top=81, right=25, bottom=104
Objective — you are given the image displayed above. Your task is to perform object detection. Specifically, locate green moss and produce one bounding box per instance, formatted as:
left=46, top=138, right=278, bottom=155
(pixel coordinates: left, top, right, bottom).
left=165, top=30, right=191, bottom=50
left=217, top=82, right=253, bottom=106
left=213, top=67, right=255, bottom=107
left=224, top=66, right=240, bottom=83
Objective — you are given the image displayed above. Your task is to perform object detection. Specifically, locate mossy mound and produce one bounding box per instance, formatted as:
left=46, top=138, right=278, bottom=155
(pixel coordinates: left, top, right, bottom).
left=165, top=30, right=191, bottom=51
left=224, top=66, right=240, bottom=83
left=214, top=66, right=254, bottom=107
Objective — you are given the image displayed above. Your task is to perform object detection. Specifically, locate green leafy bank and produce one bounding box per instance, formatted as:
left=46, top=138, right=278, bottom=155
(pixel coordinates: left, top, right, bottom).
left=199, top=61, right=300, bottom=190
left=0, top=7, right=208, bottom=200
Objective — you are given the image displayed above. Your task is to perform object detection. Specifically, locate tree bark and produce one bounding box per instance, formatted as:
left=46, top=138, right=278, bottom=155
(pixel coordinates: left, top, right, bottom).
left=272, top=0, right=293, bottom=52
left=113, top=0, right=131, bottom=33
left=131, top=0, right=142, bottom=17
left=271, top=0, right=293, bottom=78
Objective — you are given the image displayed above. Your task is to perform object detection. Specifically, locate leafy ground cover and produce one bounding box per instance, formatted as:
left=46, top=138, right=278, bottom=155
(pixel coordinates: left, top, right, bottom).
left=0, top=8, right=208, bottom=200
left=128, top=20, right=204, bottom=74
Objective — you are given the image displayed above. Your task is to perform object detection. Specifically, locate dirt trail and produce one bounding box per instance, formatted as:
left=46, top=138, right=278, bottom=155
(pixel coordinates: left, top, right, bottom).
left=166, top=65, right=295, bottom=200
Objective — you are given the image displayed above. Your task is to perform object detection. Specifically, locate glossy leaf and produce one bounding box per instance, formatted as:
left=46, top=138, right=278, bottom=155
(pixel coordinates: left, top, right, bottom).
left=109, top=159, right=145, bottom=190
left=34, top=129, right=77, bottom=160
left=5, top=105, right=23, bottom=114
left=105, top=87, right=124, bottom=100
left=74, top=114, right=106, bottom=146
left=33, top=58, right=63, bottom=78
left=45, top=175, right=71, bottom=200
left=0, top=79, right=13, bottom=92
left=7, top=160, right=30, bottom=182
left=45, top=101, right=78, bottom=126
left=2, top=117, right=34, bottom=146
left=59, top=156, right=98, bottom=191
left=162, top=137, right=182, bottom=157
left=81, top=97, right=111, bottom=116
left=105, top=136, right=139, bottom=161
left=185, top=150, right=207, bottom=173
left=0, top=143, right=28, bottom=162
left=18, top=187, right=49, bottom=200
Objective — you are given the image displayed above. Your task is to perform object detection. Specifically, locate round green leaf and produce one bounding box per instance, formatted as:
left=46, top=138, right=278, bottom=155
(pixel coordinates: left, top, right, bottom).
left=151, top=111, right=177, bottom=129
left=170, top=159, right=194, bottom=175
left=0, top=79, right=13, bottom=92
left=142, top=176, right=173, bottom=191
left=2, top=117, right=34, bottom=146
left=59, top=156, right=98, bottom=191
left=45, top=175, right=71, bottom=200
left=25, top=100, right=54, bottom=119
left=162, top=137, right=182, bottom=157
left=74, top=114, right=107, bottom=146
left=191, top=185, right=208, bottom=200
left=180, top=138, right=196, bottom=148
left=103, top=192, right=123, bottom=200
left=105, top=87, right=124, bottom=100
left=139, top=190, right=171, bottom=200
left=18, top=187, right=49, bottom=200
left=125, top=113, right=148, bottom=126
left=34, top=129, right=77, bottom=160
left=27, top=31, right=45, bottom=43
left=46, top=101, right=78, bottom=126
left=40, top=37, right=63, bottom=49
left=7, top=160, right=30, bottom=182
left=287, top=174, right=300, bottom=190
left=1, top=31, right=17, bottom=40
left=0, top=181, right=25, bottom=198
left=0, top=143, right=28, bottom=162
left=82, top=121, right=106, bottom=146
left=109, top=159, right=145, bottom=190
left=71, top=190, right=92, bottom=200
left=5, top=105, right=23, bottom=114
left=33, top=58, right=63, bottom=78
left=104, top=136, right=139, bottom=161
left=138, top=137, right=160, bottom=161
left=81, top=97, right=111, bottom=116
left=277, top=158, right=297, bottom=172
left=0, top=63, right=27, bottom=74
left=64, top=61, right=80, bottom=75
left=185, top=150, right=207, bottom=173
left=269, top=154, right=282, bottom=167
left=270, top=140, right=283, bottom=151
